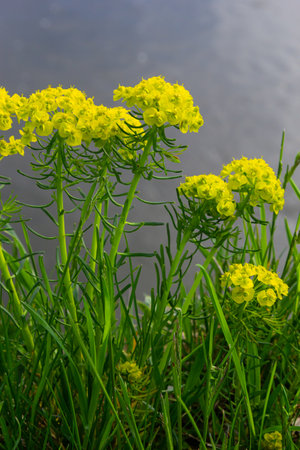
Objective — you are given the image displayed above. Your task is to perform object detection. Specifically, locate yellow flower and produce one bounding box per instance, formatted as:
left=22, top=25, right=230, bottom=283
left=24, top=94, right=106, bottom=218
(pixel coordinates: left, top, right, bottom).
left=52, top=111, right=76, bottom=129
left=114, top=75, right=204, bottom=133
left=0, top=112, right=13, bottom=130
left=143, top=107, right=167, bottom=127
left=10, top=94, right=30, bottom=121
left=118, top=361, right=143, bottom=383
left=58, top=123, right=82, bottom=147
left=19, top=122, right=37, bottom=145
left=220, top=157, right=285, bottom=214
left=0, top=140, right=10, bottom=157
left=179, top=173, right=236, bottom=218
left=1, top=84, right=136, bottom=152
left=231, top=271, right=254, bottom=289
left=0, top=87, right=12, bottom=113
left=216, top=198, right=236, bottom=217
left=221, top=263, right=288, bottom=307
left=232, top=286, right=255, bottom=304
left=0, top=136, right=24, bottom=158
left=262, top=431, right=282, bottom=449
left=255, top=266, right=288, bottom=300
left=257, top=289, right=277, bottom=307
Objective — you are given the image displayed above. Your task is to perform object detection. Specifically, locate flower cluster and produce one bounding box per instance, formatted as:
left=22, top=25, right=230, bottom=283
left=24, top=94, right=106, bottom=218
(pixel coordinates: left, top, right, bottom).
left=118, top=361, right=143, bottom=383
left=113, top=76, right=204, bottom=133
left=221, top=263, right=288, bottom=306
left=220, top=157, right=284, bottom=214
left=0, top=85, right=139, bottom=158
left=262, top=431, right=282, bottom=449
left=178, top=174, right=236, bottom=218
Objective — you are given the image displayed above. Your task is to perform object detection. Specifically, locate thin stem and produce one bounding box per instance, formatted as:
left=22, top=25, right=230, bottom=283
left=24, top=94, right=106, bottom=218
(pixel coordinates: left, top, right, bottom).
left=56, top=144, right=78, bottom=325
left=0, top=243, right=35, bottom=357
left=260, top=204, right=268, bottom=267
left=86, top=197, right=103, bottom=303
left=109, top=133, right=154, bottom=266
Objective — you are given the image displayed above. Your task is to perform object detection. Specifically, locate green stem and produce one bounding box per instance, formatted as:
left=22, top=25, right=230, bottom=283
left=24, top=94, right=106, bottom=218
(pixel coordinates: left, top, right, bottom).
left=109, top=134, right=154, bottom=266
left=0, top=243, right=35, bottom=357
left=56, top=144, right=78, bottom=325
left=182, top=245, right=219, bottom=315
left=260, top=204, right=268, bottom=267
left=244, top=209, right=261, bottom=265
left=86, top=198, right=103, bottom=303
left=89, top=197, right=109, bottom=352
left=87, top=170, right=107, bottom=289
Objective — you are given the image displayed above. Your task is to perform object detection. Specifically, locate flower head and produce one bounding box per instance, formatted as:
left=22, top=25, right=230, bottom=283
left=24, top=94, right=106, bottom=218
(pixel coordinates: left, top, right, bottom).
left=221, top=263, right=288, bottom=306
left=0, top=136, right=24, bottom=159
left=113, top=76, right=204, bottom=133
left=179, top=174, right=236, bottom=218
left=0, top=85, right=138, bottom=155
left=118, top=361, right=143, bottom=383
left=262, top=431, right=282, bottom=449
left=220, top=157, right=284, bottom=214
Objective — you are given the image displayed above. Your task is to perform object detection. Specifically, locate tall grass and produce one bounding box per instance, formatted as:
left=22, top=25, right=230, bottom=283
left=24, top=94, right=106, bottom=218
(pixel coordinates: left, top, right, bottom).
left=0, top=78, right=299, bottom=449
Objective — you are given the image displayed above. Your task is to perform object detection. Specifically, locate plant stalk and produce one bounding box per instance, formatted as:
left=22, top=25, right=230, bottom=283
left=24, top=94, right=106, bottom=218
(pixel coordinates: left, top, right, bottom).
left=109, top=134, right=153, bottom=266
left=56, top=144, right=78, bottom=326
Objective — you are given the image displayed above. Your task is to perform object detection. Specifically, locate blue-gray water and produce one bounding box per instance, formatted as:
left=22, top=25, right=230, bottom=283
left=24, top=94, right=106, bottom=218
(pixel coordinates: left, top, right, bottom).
left=1, top=0, right=299, bottom=294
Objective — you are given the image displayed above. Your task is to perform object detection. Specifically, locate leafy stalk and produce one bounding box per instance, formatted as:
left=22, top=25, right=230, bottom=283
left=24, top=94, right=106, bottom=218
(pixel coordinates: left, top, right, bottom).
left=109, top=132, right=154, bottom=265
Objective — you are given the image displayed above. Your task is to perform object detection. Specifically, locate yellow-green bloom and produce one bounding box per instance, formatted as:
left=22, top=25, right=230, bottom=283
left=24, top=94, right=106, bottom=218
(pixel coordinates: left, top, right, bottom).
left=0, top=112, right=13, bottom=130
left=0, top=136, right=25, bottom=159
left=216, top=197, right=236, bottom=217
left=143, top=107, right=167, bottom=127
left=221, top=263, right=288, bottom=306
left=118, top=361, right=143, bottom=383
left=262, top=431, right=282, bottom=449
left=113, top=76, right=204, bottom=133
left=257, top=288, right=277, bottom=307
left=59, top=123, right=82, bottom=147
left=179, top=174, right=236, bottom=218
left=232, top=286, right=255, bottom=303
left=0, top=85, right=138, bottom=153
left=220, top=157, right=285, bottom=214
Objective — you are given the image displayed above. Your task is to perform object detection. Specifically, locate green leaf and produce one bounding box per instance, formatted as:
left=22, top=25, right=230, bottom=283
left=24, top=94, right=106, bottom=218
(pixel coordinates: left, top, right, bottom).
left=197, top=264, right=256, bottom=437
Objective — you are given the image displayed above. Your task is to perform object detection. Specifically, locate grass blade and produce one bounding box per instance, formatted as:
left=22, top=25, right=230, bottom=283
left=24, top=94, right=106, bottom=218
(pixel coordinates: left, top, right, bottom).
left=197, top=264, right=256, bottom=437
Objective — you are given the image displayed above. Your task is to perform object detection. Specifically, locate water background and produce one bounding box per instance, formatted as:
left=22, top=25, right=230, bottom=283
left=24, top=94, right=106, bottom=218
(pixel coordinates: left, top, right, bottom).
left=1, top=0, right=299, bottom=295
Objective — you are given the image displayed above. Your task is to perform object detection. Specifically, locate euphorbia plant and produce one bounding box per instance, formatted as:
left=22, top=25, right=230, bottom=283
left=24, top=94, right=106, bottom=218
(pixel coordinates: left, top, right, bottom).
left=0, top=77, right=297, bottom=449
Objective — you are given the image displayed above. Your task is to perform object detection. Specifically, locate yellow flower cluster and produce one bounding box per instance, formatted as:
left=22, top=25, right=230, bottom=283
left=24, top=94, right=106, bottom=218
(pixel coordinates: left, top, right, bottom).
left=262, top=431, right=282, bottom=449
left=118, top=361, right=143, bottom=383
left=0, top=85, right=139, bottom=158
left=178, top=174, right=236, bottom=218
left=221, top=263, right=288, bottom=306
left=220, top=157, right=284, bottom=214
left=113, top=76, right=204, bottom=133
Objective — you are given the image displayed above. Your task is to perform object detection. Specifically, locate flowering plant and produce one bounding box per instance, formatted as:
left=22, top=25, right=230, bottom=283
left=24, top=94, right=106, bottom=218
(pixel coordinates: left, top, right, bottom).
left=0, top=77, right=299, bottom=449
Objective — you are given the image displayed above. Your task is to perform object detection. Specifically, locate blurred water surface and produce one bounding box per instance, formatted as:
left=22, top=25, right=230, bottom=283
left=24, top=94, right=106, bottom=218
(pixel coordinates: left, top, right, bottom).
left=1, top=0, right=299, bottom=293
